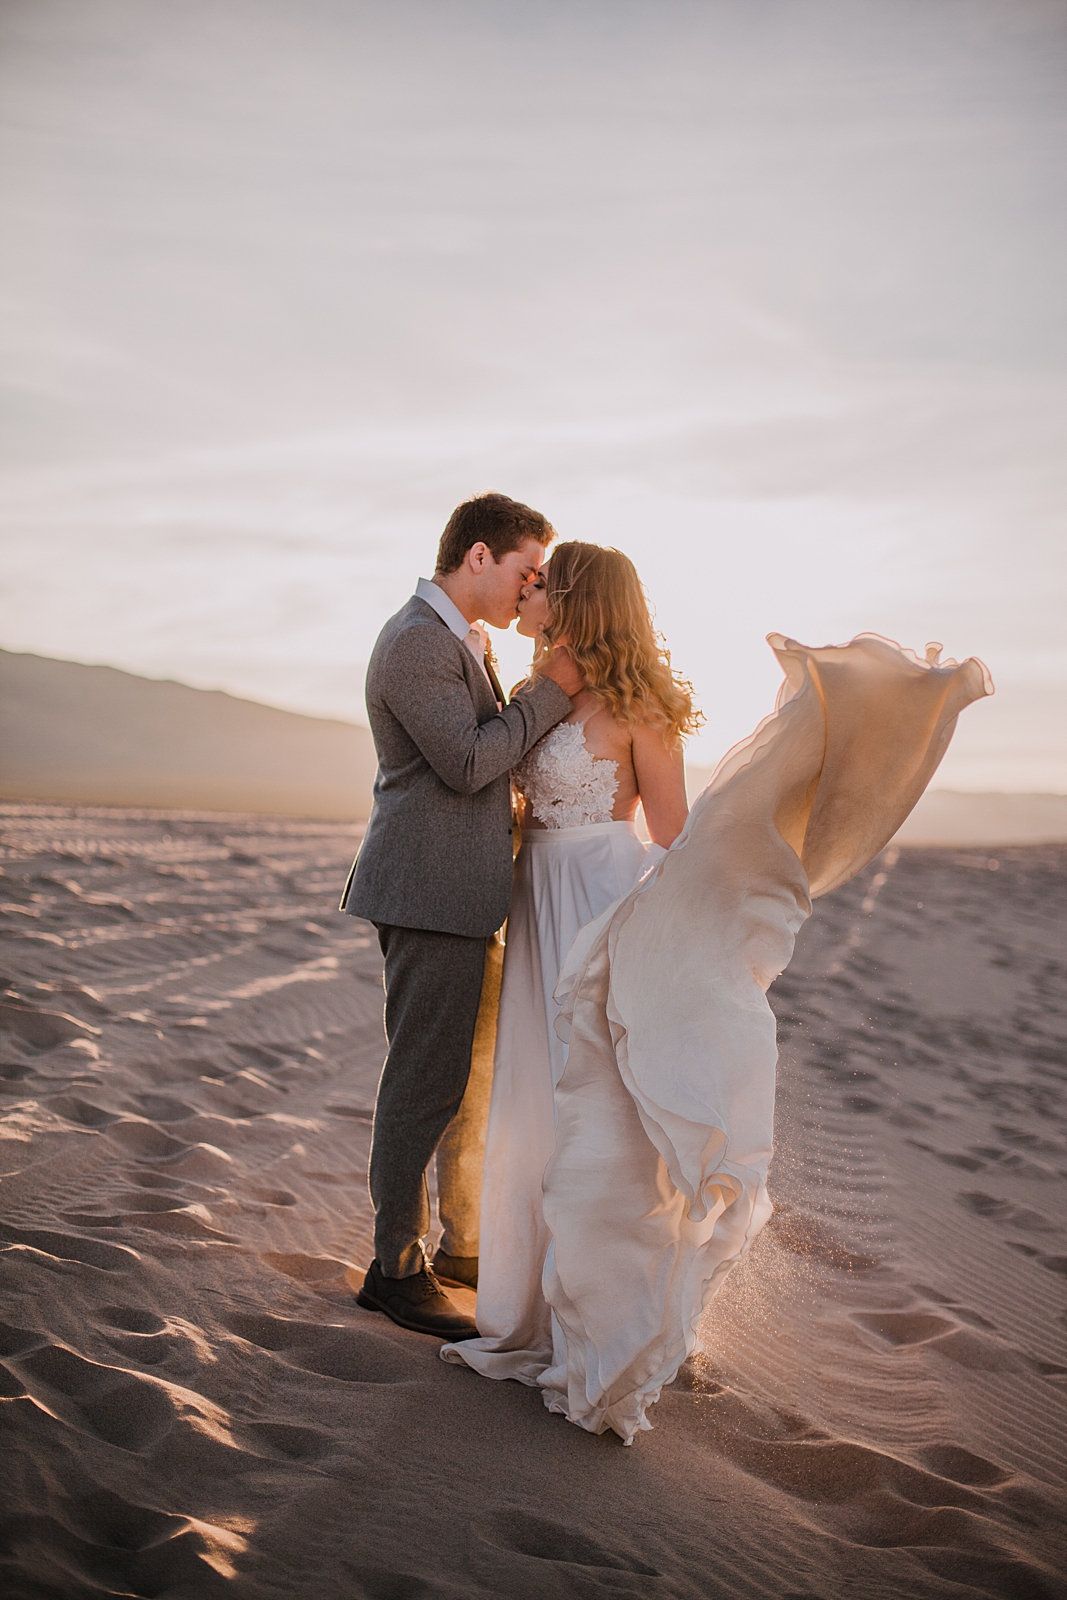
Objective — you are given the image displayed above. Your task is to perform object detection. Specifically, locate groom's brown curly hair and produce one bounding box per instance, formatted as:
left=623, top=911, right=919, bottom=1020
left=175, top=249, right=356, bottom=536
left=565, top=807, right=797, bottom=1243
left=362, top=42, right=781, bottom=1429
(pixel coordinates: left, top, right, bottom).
left=436, top=492, right=556, bottom=574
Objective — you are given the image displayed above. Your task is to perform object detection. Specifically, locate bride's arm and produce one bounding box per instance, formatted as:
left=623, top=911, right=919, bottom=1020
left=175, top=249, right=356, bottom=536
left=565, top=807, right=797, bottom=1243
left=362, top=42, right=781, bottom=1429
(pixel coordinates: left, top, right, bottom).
left=631, top=722, right=688, bottom=848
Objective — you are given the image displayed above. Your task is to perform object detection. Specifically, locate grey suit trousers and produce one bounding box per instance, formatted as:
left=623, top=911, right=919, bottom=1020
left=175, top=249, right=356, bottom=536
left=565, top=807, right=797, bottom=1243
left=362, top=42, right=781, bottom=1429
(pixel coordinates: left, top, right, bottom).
left=371, top=923, right=490, bottom=1277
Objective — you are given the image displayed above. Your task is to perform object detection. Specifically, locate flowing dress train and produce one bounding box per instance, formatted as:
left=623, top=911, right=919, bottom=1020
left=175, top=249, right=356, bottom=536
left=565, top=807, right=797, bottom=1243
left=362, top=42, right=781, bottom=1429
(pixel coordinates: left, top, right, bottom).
left=447, top=634, right=992, bottom=1442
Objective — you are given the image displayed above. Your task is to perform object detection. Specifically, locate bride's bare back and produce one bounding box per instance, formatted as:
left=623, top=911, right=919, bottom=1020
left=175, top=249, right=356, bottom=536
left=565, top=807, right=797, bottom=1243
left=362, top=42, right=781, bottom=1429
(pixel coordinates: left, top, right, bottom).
left=519, top=688, right=688, bottom=847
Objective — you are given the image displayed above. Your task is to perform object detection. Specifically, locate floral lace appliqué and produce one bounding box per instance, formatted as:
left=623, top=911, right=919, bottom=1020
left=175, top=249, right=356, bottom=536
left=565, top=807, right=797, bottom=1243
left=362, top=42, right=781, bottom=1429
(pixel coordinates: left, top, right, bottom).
left=514, top=720, right=620, bottom=829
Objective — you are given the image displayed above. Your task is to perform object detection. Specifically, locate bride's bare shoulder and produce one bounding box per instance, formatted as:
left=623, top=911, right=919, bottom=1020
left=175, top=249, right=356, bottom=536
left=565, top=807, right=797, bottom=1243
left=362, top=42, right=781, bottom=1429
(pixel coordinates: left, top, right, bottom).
left=629, top=705, right=681, bottom=747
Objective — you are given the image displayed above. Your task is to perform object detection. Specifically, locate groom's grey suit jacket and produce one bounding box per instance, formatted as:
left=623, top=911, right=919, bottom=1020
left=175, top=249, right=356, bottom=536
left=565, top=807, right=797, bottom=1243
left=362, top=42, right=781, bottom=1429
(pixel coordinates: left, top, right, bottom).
left=341, top=596, right=571, bottom=938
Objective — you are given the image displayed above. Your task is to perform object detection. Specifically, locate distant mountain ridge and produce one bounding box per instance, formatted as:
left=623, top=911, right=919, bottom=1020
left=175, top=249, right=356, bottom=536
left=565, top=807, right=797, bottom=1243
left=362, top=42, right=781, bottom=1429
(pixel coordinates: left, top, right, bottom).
left=0, top=650, right=378, bottom=819
left=2, top=650, right=1064, bottom=842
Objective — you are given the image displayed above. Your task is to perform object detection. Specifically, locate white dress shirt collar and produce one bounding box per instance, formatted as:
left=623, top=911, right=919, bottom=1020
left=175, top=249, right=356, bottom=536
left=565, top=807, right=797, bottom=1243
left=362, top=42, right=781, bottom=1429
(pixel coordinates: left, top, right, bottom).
left=415, top=576, right=471, bottom=640
left=415, top=577, right=499, bottom=702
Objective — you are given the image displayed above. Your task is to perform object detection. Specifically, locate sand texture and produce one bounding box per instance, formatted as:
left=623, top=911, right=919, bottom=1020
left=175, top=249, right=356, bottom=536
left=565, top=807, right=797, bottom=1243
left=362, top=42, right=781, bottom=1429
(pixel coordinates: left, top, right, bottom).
left=0, top=804, right=1064, bottom=1599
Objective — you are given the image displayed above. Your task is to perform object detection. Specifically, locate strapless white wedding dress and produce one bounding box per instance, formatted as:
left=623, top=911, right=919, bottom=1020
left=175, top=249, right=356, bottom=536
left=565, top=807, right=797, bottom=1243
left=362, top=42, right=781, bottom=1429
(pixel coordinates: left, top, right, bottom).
left=442, top=711, right=657, bottom=1382
left=443, top=635, right=992, bottom=1442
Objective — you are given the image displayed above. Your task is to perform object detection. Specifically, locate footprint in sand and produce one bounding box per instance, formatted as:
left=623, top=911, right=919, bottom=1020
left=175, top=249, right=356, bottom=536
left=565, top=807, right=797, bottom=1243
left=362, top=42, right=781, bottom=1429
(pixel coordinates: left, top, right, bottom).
left=107, top=1126, right=235, bottom=1184
left=917, top=1327, right=1035, bottom=1374
left=96, top=1304, right=217, bottom=1370
left=915, top=1443, right=1012, bottom=1486
left=963, top=1143, right=1060, bottom=1178
left=908, top=1285, right=999, bottom=1331
left=60, top=1189, right=242, bottom=1245
left=920, top=1143, right=1063, bottom=1178
left=0, top=1001, right=99, bottom=1050
left=469, top=1510, right=667, bottom=1599
left=8, top=1324, right=242, bottom=1471
left=680, top=1390, right=1059, bottom=1589
left=852, top=1309, right=960, bottom=1346
left=0, top=1061, right=34, bottom=1082
left=105, top=1120, right=192, bottom=1160
left=9, top=1487, right=239, bottom=1596
left=98, top=1305, right=167, bottom=1335
left=852, top=1305, right=1060, bottom=1376
left=0, top=1319, right=49, bottom=1360
left=224, top=1310, right=416, bottom=1384
left=0, top=1222, right=138, bottom=1272
left=907, top=1549, right=1061, bottom=1598
left=131, top=1093, right=198, bottom=1121
left=11, top=1343, right=178, bottom=1450
left=957, top=1190, right=1059, bottom=1234
left=44, top=1095, right=120, bottom=1128
left=995, top=1124, right=1067, bottom=1161
left=244, top=1419, right=333, bottom=1461
left=260, top=1251, right=351, bottom=1284
left=197, top=1086, right=268, bottom=1120
left=932, top=1148, right=988, bottom=1171
left=95, top=1309, right=177, bottom=1367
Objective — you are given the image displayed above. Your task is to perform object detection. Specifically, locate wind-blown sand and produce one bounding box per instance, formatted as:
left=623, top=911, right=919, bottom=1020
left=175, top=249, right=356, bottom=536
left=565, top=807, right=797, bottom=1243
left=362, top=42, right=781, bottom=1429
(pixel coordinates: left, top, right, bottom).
left=1, top=803, right=1064, bottom=1599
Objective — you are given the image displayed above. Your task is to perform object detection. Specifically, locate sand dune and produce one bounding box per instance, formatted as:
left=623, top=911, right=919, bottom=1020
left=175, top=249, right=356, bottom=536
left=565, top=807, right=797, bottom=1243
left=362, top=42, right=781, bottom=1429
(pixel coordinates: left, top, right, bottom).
left=0, top=650, right=377, bottom=819
left=0, top=802, right=1063, bottom=1597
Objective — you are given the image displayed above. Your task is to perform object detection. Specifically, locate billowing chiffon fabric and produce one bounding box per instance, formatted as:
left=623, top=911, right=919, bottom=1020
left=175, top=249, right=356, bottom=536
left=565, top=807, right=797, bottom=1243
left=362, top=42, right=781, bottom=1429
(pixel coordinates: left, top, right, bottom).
left=443, top=819, right=650, bottom=1380
left=539, top=634, right=992, bottom=1441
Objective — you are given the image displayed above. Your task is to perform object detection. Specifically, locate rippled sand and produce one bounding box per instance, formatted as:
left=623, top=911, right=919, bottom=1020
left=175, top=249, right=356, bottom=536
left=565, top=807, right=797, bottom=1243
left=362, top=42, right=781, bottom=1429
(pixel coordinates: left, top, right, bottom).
left=1, top=805, right=1064, bottom=1598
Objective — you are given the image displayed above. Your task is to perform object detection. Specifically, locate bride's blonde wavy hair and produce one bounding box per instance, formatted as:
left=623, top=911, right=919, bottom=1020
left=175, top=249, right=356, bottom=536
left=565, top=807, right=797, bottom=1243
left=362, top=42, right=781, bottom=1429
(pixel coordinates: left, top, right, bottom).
left=534, top=542, right=703, bottom=745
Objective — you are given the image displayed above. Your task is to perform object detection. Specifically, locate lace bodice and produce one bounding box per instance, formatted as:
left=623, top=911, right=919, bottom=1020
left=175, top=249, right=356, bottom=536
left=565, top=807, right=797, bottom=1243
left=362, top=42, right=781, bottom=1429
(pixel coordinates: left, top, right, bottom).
left=514, top=718, right=620, bottom=829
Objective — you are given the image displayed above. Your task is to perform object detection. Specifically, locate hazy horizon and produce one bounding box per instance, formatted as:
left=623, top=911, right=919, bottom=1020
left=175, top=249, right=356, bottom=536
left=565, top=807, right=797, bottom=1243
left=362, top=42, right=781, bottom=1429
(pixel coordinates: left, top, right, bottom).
left=2, top=0, right=1064, bottom=788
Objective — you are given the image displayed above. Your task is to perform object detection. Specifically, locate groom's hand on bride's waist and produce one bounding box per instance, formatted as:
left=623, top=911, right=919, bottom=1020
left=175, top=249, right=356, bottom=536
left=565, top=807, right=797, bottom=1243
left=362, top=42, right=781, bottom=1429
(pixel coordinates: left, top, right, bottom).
left=537, top=644, right=584, bottom=699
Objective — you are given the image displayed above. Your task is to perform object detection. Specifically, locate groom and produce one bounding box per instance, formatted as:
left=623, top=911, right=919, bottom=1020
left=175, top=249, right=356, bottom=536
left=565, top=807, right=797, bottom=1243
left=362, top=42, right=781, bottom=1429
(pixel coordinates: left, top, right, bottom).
left=340, top=492, right=581, bottom=1338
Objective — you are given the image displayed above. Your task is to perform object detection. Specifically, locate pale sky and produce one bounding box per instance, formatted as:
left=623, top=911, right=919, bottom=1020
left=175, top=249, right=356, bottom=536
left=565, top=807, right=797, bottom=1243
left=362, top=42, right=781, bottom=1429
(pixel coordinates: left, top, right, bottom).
left=1, top=0, right=1064, bottom=786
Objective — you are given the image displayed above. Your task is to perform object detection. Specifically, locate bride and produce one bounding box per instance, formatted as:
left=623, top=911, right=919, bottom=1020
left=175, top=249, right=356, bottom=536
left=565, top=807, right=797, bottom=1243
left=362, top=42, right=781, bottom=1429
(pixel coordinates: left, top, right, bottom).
left=443, top=540, right=700, bottom=1382
left=443, top=542, right=991, bottom=1442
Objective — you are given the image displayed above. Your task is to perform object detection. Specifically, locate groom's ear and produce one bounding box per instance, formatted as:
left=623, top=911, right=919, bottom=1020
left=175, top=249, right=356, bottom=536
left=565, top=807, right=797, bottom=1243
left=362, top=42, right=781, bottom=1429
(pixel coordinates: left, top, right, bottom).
left=466, top=541, right=491, bottom=572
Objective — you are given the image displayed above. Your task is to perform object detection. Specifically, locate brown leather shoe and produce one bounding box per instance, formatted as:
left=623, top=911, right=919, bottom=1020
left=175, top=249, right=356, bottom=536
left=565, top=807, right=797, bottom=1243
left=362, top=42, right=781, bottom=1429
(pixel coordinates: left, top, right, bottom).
left=432, top=1249, right=478, bottom=1291
left=355, top=1259, right=478, bottom=1340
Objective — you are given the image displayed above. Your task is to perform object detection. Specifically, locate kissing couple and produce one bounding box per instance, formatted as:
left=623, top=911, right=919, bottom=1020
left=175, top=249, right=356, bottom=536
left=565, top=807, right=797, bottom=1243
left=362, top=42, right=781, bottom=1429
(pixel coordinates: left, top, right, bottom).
left=341, top=491, right=990, bottom=1442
